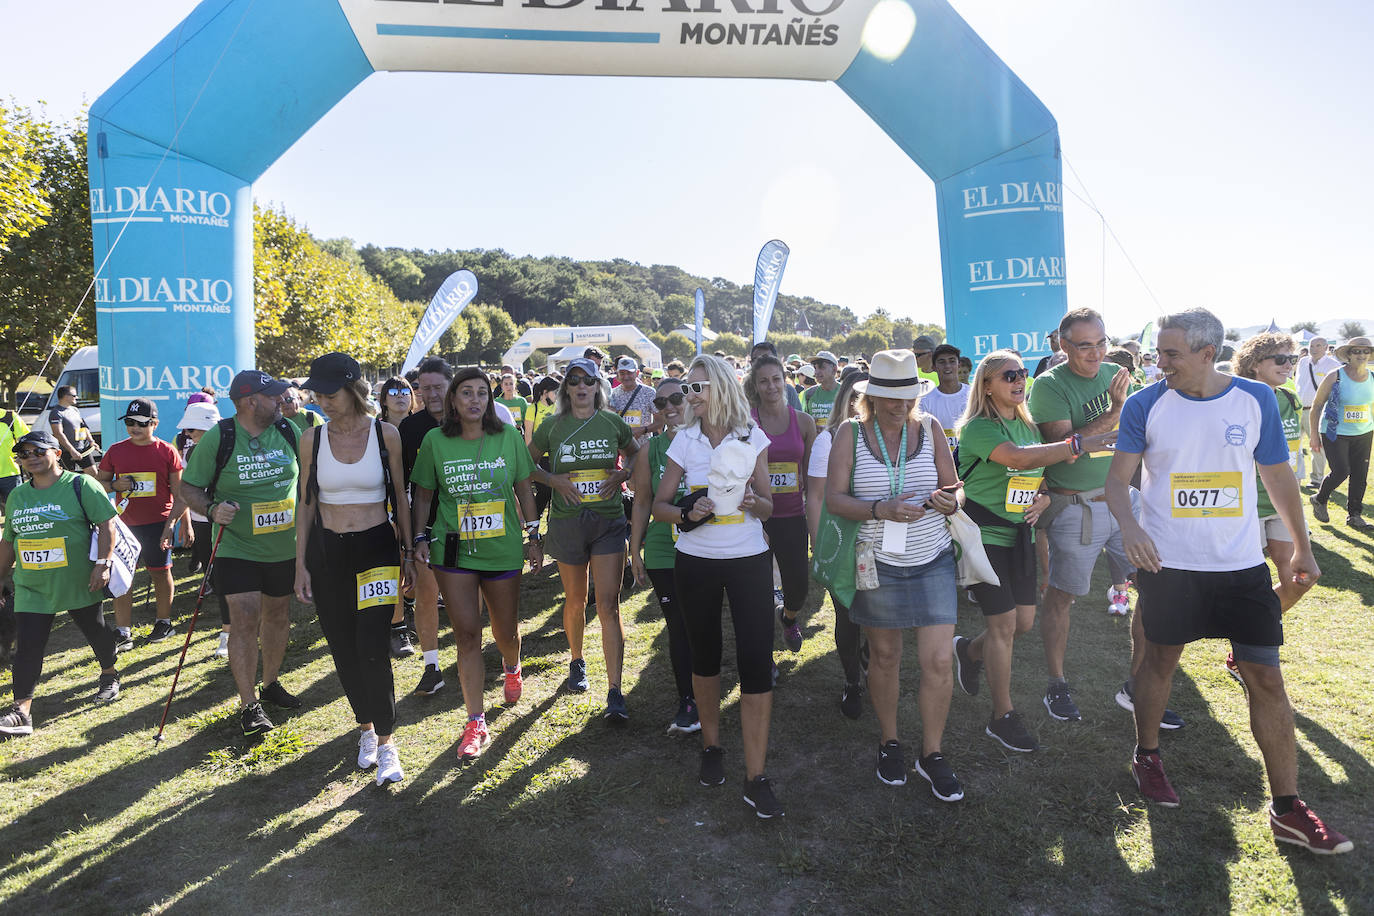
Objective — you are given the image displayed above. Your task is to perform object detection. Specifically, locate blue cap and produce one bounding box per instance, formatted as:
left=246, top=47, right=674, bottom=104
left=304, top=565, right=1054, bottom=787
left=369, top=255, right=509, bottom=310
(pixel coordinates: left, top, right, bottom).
left=565, top=357, right=600, bottom=379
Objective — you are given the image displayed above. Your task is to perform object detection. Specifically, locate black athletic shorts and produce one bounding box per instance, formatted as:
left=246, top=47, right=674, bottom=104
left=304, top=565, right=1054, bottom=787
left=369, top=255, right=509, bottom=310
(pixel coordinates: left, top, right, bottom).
left=214, top=556, right=296, bottom=598
left=969, top=541, right=1038, bottom=615
left=129, top=522, right=173, bottom=570
left=1136, top=564, right=1281, bottom=648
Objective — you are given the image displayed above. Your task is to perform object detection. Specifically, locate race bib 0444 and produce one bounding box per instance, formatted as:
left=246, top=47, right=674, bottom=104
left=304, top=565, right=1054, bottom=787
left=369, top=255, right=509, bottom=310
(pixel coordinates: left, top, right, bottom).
left=1170, top=471, right=1242, bottom=518
left=251, top=498, right=295, bottom=534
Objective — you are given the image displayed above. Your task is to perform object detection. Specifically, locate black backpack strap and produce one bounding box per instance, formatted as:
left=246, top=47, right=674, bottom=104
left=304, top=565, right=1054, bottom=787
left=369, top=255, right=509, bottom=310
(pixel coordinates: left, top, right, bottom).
left=273, top=417, right=299, bottom=456
left=304, top=424, right=321, bottom=510
left=376, top=417, right=400, bottom=523
left=206, top=417, right=238, bottom=502
left=71, top=474, right=94, bottom=531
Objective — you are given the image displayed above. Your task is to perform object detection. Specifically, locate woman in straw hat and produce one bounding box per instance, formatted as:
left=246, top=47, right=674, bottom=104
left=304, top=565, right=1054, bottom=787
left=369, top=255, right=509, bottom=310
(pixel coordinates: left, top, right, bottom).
left=1309, top=336, right=1373, bottom=529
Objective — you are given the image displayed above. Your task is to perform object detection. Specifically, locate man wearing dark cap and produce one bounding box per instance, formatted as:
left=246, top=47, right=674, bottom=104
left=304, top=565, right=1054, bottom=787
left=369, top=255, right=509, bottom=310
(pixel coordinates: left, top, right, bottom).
left=48, top=386, right=99, bottom=477
left=97, top=398, right=190, bottom=649
left=180, top=370, right=301, bottom=738
left=911, top=335, right=940, bottom=387
left=1034, top=329, right=1066, bottom=378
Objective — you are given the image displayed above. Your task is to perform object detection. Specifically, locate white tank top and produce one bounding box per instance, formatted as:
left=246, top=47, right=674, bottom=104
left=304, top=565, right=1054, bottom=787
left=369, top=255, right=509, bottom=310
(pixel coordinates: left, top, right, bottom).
left=317, top=421, right=386, bottom=505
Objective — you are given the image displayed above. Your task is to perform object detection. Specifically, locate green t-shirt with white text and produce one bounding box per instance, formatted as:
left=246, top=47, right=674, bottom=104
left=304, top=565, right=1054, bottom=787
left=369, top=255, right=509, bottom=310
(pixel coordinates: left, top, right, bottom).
left=2, top=471, right=116, bottom=613
left=1257, top=387, right=1302, bottom=518
left=181, top=420, right=299, bottom=563
left=802, top=385, right=838, bottom=431
left=1026, top=361, right=1119, bottom=491
left=411, top=424, right=534, bottom=571
left=530, top=410, right=634, bottom=519
left=958, top=416, right=1044, bottom=547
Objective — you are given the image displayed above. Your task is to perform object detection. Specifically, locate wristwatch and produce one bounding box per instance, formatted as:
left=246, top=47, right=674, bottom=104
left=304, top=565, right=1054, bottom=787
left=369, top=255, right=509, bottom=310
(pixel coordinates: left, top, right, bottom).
left=94, top=558, right=111, bottom=568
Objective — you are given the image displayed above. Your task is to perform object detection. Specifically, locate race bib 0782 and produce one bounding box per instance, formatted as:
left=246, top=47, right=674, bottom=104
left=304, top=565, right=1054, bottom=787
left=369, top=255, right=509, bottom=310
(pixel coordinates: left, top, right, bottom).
left=1169, top=471, right=1242, bottom=518
left=768, top=462, right=799, bottom=494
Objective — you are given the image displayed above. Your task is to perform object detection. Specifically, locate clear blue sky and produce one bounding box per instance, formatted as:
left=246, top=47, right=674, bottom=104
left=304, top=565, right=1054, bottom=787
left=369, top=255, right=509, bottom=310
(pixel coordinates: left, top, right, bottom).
left=3, top=0, right=1371, bottom=335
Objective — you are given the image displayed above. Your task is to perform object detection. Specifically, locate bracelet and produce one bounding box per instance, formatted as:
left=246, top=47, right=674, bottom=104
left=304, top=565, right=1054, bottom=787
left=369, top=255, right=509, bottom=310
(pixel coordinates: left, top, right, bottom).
left=871, top=499, right=881, bottom=519
left=413, top=533, right=431, bottom=545
left=1065, top=434, right=1082, bottom=457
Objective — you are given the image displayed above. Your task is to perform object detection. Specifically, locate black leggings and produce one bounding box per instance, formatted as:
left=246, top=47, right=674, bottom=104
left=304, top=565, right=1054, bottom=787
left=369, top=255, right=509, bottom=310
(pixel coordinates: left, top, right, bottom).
left=191, top=519, right=231, bottom=627
left=674, top=550, right=774, bottom=695
left=832, top=595, right=862, bottom=685
left=534, top=457, right=553, bottom=520
left=12, top=605, right=116, bottom=702
left=646, top=566, right=694, bottom=700
left=307, top=522, right=399, bottom=735
left=1316, top=431, right=1372, bottom=518
left=763, top=515, right=809, bottom=614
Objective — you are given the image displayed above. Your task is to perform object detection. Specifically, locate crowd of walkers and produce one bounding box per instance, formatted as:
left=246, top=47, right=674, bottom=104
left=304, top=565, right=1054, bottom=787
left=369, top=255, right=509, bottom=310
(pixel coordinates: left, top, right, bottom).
left=0, top=307, right=1359, bottom=852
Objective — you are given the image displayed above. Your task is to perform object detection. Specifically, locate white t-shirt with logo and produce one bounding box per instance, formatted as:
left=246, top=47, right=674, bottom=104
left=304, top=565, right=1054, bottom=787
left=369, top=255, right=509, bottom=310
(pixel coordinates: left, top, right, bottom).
left=1116, top=377, right=1288, bottom=572
left=1295, top=353, right=1341, bottom=406
left=920, top=385, right=970, bottom=454
left=666, top=424, right=771, bottom=560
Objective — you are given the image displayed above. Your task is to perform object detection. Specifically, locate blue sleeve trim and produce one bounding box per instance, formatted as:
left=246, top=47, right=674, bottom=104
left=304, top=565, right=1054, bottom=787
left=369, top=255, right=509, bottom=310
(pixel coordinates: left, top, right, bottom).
left=1115, top=381, right=1167, bottom=454
left=1237, top=378, right=1290, bottom=465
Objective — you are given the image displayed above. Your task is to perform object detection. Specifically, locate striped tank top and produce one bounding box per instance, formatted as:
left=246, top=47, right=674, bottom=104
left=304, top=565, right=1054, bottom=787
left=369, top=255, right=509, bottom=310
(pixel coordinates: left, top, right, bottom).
left=849, top=417, right=950, bottom=567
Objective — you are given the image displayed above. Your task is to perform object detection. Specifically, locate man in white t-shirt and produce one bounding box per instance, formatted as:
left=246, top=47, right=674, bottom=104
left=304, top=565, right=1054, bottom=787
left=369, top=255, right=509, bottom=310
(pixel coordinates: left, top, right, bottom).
left=920, top=344, right=968, bottom=461
left=1294, top=337, right=1342, bottom=488
left=1105, top=307, right=1350, bottom=854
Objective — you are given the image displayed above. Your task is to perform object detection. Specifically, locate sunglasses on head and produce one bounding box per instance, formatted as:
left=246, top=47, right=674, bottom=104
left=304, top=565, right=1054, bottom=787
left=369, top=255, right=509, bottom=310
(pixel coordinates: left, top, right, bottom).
left=999, top=368, right=1029, bottom=383
left=1266, top=354, right=1297, bottom=366
left=124, top=418, right=153, bottom=427
left=683, top=381, right=711, bottom=394
left=386, top=387, right=412, bottom=396
left=15, top=449, right=47, bottom=460
left=653, top=392, right=685, bottom=410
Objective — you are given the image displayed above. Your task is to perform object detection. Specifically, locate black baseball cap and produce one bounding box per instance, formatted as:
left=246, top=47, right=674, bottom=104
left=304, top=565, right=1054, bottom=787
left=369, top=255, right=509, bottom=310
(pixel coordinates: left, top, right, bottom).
left=13, top=430, right=60, bottom=453
left=302, top=352, right=362, bottom=395
left=229, top=370, right=290, bottom=400
left=120, top=397, right=158, bottom=421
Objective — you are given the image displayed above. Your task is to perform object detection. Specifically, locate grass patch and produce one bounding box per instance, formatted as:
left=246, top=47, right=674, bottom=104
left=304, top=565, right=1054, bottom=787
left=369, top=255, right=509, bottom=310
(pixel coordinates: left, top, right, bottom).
left=1, top=513, right=1371, bottom=912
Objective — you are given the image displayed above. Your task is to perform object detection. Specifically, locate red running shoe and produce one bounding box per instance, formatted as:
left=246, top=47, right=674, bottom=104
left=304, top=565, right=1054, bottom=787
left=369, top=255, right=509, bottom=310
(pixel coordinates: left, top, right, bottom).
left=1271, top=800, right=1354, bottom=854
left=1131, top=752, right=1180, bottom=807
left=503, top=665, right=523, bottom=704
left=457, top=719, right=491, bottom=761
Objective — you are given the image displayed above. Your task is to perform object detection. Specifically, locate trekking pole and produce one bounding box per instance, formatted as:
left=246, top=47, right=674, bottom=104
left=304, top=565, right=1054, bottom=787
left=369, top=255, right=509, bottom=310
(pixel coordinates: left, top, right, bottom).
left=153, top=524, right=225, bottom=744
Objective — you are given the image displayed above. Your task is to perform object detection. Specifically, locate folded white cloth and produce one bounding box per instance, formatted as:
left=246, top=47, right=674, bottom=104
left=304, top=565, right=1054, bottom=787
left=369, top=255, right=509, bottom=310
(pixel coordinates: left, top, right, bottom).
left=706, top=437, right=756, bottom=516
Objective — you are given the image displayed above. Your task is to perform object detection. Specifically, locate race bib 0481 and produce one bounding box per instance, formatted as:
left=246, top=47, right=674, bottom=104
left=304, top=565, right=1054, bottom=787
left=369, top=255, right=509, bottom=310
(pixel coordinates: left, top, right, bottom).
left=1342, top=404, right=1370, bottom=425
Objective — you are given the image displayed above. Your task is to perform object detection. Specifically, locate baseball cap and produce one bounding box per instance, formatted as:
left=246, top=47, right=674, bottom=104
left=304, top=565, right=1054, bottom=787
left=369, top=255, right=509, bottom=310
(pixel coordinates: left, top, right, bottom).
left=616, top=356, right=638, bottom=372
left=810, top=350, right=838, bottom=367
left=651, top=368, right=665, bottom=379
left=120, top=397, right=158, bottom=421
left=797, top=364, right=816, bottom=378
left=13, top=430, right=60, bottom=453
left=229, top=370, right=290, bottom=400
left=785, top=353, right=802, bottom=365
left=565, top=357, right=601, bottom=379
left=912, top=335, right=936, bottom=352
left=187, top=392, right=216, bottom=406
left=176, top=401, right=221, bottom=432
left=302, top=352, right=362, bottom=395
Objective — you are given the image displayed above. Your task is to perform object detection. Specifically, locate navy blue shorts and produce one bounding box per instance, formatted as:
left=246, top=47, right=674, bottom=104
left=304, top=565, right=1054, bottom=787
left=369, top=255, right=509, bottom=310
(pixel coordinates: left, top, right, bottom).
left=129, top=522, right=172, bottom=570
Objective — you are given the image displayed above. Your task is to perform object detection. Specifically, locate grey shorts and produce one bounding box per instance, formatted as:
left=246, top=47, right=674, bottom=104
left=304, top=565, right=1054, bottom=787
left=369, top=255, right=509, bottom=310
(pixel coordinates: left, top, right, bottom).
left=547, top=510, right=628, bottom=566
left=1046, top=499, right=1129, bottom=596
left=1258, top=515, right=1294, bottom=546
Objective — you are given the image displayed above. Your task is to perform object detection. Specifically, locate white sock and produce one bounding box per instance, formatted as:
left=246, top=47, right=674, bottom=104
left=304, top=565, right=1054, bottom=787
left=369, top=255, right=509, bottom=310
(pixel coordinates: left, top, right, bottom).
left=156, top=618, right=171, bottom=625
left=117, top=627, right=131, bottom=638
left=423, top=650, right=439, bottom=667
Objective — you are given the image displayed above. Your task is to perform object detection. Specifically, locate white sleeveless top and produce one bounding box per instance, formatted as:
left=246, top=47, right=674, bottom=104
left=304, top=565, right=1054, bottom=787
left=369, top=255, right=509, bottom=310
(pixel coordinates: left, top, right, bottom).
left=317, top=422, right=386, bottom=505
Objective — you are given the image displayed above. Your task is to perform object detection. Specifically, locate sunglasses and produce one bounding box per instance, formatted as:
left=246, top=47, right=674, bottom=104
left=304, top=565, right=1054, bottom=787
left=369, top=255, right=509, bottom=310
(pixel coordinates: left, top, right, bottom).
left=386, top=387, right=412, bottom=397
left=999, top=368, right=1029, bottom=383
left=124, top=418, right=153, bottom=427
left=653, top=393, right=685, bottom=410
left=566, top=375, right=599, bottom=387
left=1266, top=354, right=1297, bottom=366
left=683, top=381, right=711, bottom=394
left=1349, top=348, right=1372, bottom=356
left=15, top=449, right=48, bottom=460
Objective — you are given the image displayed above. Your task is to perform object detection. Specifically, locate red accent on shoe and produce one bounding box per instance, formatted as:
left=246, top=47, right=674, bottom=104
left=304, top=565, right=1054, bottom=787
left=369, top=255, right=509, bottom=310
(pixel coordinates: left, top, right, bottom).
left=1131, top=752, right=1180, bottom=807
left=1270, top=800, right=1354, bottom=854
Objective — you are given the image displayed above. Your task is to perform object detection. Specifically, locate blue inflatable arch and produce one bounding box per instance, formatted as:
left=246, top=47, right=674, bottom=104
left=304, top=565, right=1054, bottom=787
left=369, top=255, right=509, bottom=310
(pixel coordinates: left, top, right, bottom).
left=89, top=0, right=1064, bottom=439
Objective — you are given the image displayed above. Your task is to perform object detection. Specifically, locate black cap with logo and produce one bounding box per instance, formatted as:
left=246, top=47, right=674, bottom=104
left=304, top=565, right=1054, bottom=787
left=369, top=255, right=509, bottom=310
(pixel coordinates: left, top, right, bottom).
left=120, top=397, right=158, bottom=421
left=229, top=370, right=291, bottom=400
left=302, top=352, right=363, bottom=395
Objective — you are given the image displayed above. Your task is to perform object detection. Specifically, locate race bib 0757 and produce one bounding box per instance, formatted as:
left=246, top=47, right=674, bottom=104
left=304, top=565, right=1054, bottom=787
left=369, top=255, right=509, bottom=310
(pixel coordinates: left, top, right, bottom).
left=768, top=462, right=799, bottom=494
left=17, top=537, right=67, bottom=570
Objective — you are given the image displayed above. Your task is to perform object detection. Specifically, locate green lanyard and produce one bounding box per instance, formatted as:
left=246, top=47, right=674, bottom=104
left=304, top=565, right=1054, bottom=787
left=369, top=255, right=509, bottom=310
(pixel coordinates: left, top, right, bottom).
left=873, top=421, right=908, bottom=498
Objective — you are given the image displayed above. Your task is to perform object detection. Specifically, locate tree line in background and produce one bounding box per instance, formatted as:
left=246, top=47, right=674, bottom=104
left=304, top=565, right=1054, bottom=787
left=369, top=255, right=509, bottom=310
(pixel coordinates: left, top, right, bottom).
left=0, top=104, right=942, bottom=401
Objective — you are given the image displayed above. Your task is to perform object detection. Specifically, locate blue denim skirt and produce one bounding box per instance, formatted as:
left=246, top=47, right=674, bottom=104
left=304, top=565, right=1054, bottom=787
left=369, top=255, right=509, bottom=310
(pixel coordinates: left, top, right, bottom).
left=848, top=546, right=957, bottom=629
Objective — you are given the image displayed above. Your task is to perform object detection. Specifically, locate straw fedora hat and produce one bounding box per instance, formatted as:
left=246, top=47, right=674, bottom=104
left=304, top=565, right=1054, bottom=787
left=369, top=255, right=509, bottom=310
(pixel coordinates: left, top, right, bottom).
left=854, top=349, right=925, bottom=400
left=1334, top=337, right=1372, bottom=361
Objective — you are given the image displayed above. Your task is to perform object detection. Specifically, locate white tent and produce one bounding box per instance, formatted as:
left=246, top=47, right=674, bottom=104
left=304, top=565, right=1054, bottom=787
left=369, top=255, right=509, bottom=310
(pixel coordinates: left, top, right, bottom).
left=503, top=325, right=662, bottom=370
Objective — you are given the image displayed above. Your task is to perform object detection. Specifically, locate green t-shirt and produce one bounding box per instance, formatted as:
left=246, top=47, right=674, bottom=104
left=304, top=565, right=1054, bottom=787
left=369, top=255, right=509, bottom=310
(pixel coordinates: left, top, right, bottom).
left=181, top=420, right=299, bottom=563
left=531, top=410, right=634, bottom=519
left=1257, top=387, right=1302, bottom=518
left=802, top=385, right=838, bottom=431
left=642, top=433, right=687, bottom=569
left=287, top=410, right=323, bottom=432
left=2, top=471, right=116, bottom=613
left=958, top=416, right=1044, bottom=547
left=497, top=397, right=528, bottom=425
left=411, top=424, right=534, bottom=571
left=1026, top=361, right=1119, bottom=491
left=0, top=411, right=32, bottom=477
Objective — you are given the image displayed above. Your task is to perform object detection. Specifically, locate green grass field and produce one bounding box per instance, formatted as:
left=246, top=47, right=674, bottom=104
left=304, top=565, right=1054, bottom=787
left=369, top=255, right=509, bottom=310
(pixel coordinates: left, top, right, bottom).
left=2, top=505, right=1371, bottom=914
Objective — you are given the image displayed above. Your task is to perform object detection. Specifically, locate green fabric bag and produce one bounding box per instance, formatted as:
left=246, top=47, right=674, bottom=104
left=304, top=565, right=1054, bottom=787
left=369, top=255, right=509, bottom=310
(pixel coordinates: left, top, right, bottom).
left=811, top=425, right=860, bottom=607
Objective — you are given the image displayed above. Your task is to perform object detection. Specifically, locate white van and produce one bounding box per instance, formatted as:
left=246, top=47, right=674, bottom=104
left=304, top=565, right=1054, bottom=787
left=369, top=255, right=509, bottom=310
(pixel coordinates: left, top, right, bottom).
left=45, top=345, right=102, bottom=444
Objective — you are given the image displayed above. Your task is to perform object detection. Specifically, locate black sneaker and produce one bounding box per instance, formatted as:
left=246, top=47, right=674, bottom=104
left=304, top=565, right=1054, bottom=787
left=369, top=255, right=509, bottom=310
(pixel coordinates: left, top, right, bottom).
left=561, top=658, right=590, bottom=693
left=241, top=702, right=273, bottom=738
left=859, top=640, right=870, bottom=682
left=414, top=664, right=445, bottom=696
left=149, top=619, right=176, bottom=642
left=771, top=660, right=780, bottom=688
left=914, top=752, right=964, bottom=802
left=1114, top=681, right=1186, bottom=730
left=986, top=710, right=1039, bottom=752
left=389, top=626, right=416, bottom=659
left=778, top=606, right=803, bottom=652
left=699, top=745, right=726, bottom=786
left=0, top=703, right=33, bottom=736
left=743, top=775, right=784, bottom=819
left=876, top=740, right=907, bottom=785
left=604, top=687, right=629, bottom=724
left=109, top=627, right=133, bottom=654
left=1348, top=515, right=1371, bottom=531
left=953, top=636, right=982, bottom=696
left=667, top=697, right=700, bottom=735
left=839, top=681, right=863, bottom=720
left=1044, top=682, right=1082, bottom=721
left=260, top=680, right=302, bottom=710
left=1310, top=496, right=1329, bottom=523
left=94, top=671, right=120, bottom=704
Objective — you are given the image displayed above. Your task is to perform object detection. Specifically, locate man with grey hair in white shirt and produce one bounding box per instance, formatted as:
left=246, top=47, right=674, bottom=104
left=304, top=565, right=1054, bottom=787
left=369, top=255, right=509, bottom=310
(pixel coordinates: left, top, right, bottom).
left=1295, top=337, right=1341, bottom=488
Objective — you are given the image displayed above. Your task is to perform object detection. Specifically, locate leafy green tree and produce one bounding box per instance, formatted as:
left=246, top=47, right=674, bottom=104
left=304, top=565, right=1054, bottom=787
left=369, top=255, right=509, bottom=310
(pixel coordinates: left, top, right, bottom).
left=1290, top=321, right=1318, bottom=334
left=1225, top=328, right=1241, bottom=342
left=0, top=102, right=52, bottom=254
left=839, top=329, right=889, bottom=357
left=1339, top=321, right=1366, bottom=339
left=712, top=333, right=749, bottom=358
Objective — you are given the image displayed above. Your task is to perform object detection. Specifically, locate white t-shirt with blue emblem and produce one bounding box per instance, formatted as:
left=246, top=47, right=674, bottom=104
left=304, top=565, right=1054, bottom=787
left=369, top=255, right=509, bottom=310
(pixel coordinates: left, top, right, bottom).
left=1116, top=377, right=1288, bottom=572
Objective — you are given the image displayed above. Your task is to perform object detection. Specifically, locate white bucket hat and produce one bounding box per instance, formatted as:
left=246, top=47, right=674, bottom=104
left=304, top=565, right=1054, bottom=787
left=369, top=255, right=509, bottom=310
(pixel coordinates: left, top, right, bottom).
left=854, top=350, right=925, bottom=400
left=176, top=401, right=221, bottom=431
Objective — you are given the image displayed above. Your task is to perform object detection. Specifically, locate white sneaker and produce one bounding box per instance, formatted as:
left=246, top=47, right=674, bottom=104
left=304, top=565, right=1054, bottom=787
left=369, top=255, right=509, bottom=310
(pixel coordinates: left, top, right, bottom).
left=376, top=742, right=403, bottom=785
left=357, top=728, right=379, bottom=769
left=214, top=632, right=230, bottom=659
left=1107, top=585, right=1129, bottom=617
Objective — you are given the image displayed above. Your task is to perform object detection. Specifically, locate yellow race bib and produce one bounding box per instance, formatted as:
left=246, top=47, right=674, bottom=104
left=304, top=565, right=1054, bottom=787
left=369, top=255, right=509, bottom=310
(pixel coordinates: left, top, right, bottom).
left=768, top=462, right=799, bottom=494
left=456, top=500, right=505, bottom=539
left=1170, top=472, right=1242, bottom=518
left=17, top=537, right=67, bottom=570
left=568, top=469, right=611, bottom=498
left=1342, top=404, right=1370, bottom=425
left=1004, top=475, right=1041, bottom=513
left=691, top=486, right=743, bottom=525
left=356, top=566, right=400, bottom=610
left=251, top=498, right=295, bottom=534
left=622, top=409, right=645, bottom=428
left=1287, top=438, right=1300, bottom=470
left=125, top=471, right=158, bottom=498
